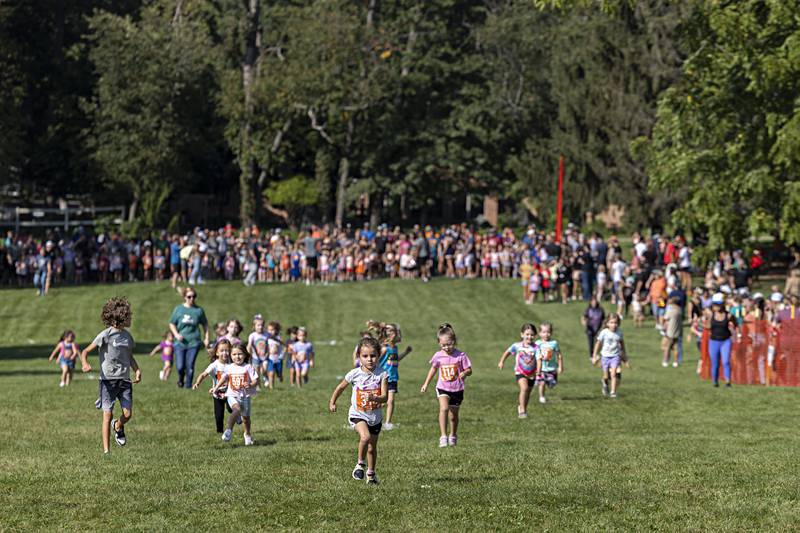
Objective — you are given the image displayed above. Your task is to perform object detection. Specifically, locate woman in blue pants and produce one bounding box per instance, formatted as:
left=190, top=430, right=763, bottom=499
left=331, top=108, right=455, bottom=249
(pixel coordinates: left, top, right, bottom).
left=169, top=287, right=209, bottom=388
left=706, top=293, right=737, bottom=387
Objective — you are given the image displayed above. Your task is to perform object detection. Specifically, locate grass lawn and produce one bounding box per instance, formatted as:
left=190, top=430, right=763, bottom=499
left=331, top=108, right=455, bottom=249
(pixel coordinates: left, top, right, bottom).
left=0, top=279, right=798, bottom=531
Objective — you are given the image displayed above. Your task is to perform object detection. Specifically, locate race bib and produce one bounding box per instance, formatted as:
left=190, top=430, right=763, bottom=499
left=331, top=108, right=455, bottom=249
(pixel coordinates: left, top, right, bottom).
left=539, top=345, right=554, bottom=361
left=356, top=387, right=380, bottom=411
left=440, top=364, right=458, bottom=382
left=230, top=373, right=249, bottom=390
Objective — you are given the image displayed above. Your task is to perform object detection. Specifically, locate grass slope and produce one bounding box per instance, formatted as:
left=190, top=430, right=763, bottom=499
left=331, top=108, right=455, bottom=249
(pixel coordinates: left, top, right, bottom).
left=0, top=280, right=798, bottom=531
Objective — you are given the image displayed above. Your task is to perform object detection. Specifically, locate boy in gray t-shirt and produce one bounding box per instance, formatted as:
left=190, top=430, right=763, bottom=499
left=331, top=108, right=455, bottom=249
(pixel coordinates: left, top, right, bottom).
left=80, top=297, right=141, bottom=454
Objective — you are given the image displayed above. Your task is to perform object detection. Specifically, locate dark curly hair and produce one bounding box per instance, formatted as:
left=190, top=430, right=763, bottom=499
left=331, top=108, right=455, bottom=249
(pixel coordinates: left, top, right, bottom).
left=101, top=297, right=132, bottom=328
left=355, top=336, right=381, bottom=358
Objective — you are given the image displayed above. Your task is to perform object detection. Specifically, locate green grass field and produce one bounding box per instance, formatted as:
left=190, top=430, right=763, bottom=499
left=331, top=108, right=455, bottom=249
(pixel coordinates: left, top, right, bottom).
left=1, top=279, right=799, bottom=531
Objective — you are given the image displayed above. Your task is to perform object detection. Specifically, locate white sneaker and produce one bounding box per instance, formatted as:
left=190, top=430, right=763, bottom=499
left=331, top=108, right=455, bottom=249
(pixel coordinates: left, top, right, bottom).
left=438, top=436, right=448, bottom=448
left=448, top=435, right=457, bottom=447
left=383, top=422, right=395, bottom=431
left=539, top=396, right=546, bottom=404
left=222, top=429, right=232, bottom=442
left=672, top=362, right=678, bottom=368
left=244, top=434, right=253, bottom=446
left=661, top=361, right=669, bottom=367
left=609, top=392, right=618, bottom=398
left=159, top=370, right=164, bottom=381
left=59, top=381, right=65, bottom=388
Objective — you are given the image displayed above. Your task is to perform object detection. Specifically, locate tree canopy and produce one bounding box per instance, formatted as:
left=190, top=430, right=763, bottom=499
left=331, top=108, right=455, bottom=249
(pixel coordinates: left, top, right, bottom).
left=1, top=0, right=799, bottom=251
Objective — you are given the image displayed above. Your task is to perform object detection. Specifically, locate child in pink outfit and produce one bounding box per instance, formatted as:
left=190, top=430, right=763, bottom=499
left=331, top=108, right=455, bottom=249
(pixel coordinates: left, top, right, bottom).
left=421, top=323, right=472, bottom=448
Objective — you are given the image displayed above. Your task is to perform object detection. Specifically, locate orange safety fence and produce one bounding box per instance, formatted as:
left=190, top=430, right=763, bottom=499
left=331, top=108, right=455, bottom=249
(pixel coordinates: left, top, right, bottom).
left=700, top=319, right=800, bottom=386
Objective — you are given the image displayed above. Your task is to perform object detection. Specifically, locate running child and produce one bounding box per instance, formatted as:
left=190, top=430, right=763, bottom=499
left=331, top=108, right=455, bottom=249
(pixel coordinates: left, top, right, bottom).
left=211, top=344, right=258, bottom=445
left=193, top=338, right=232, bottom=433
left=420, top=323, right=472, bottom=447
left=79, top=297, right=141, bottom=454
left=534, top=322, right=563, bottom=404
left=246, top=314, right=269, bottom=386
left=48, top=330, right=80, bottom=388
left=329, top=336, right=388, bottom=485
left=290, top=327, right=314, bottom=387
left=265, top=321, right=284, bottom=389
left=497, top=323, right=538, bottom=417
left=223, top=318, right=243, bottom=346
left=148, top=330, right=174, bottom=381
left=379, top=323, right=413, bottom=430
left=591, top=314, right=629, bottom=398
left=286, top=326, right=299, bottom=384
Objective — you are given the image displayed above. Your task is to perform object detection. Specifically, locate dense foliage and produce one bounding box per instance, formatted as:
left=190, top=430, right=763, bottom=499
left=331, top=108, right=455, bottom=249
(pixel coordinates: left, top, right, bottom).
left=1, top=1, right=799, bottom=248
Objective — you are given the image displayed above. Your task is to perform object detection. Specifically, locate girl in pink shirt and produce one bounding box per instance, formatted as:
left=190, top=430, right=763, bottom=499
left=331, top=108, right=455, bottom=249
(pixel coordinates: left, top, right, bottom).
left=421, top=323, right=472, bottom=448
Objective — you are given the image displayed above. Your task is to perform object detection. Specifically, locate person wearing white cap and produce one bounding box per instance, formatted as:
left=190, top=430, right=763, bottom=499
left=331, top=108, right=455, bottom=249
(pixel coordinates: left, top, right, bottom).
left=705, top=293, right=737, bottom=387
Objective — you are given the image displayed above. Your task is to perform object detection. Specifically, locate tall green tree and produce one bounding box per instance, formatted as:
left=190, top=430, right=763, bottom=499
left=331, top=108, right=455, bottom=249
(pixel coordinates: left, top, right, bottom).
left=639, top=0, right=800, bottom=249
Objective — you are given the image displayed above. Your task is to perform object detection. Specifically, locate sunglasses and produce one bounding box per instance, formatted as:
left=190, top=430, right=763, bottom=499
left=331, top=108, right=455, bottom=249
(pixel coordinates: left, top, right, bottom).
left=186, top=294, right=196, bottom=300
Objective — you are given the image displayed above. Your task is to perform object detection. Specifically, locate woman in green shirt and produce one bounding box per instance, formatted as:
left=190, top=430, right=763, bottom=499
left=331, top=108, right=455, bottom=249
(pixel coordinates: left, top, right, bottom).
left=169, top=287, right=209, bottom=388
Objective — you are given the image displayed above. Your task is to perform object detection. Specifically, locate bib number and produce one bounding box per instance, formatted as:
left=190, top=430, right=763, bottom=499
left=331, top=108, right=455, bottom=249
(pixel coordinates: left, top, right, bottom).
left=356, top=387, right=380, bottom=411
left=440, top=364, right=458, bottom=382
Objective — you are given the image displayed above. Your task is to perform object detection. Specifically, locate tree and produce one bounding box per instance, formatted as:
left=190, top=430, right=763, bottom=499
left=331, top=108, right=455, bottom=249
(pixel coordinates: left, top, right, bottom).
left=85, top=1, right=217, bottom=230
left=263, top=175, right=320, bottom=229
left=639, top=0, right=800, bottom=249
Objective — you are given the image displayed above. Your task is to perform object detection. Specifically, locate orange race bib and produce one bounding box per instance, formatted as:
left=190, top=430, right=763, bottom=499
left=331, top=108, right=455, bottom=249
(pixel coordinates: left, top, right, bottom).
left=230, top=373, right=249, bottom=390
left=439, top=364, right=458, bottom=382
left=356, top=387, right=380, bottom=411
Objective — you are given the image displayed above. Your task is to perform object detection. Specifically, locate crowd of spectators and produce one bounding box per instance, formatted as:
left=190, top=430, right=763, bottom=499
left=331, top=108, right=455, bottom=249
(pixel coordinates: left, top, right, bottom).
left=0, top=223, right=793, bottom=310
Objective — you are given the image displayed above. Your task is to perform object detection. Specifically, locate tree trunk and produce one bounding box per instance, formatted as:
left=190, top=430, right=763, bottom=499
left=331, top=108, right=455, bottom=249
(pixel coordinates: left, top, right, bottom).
left=239, top=0, right=261, bottom=227
left=315, top=147, right=334, bottom=223
left=335, top=156, right=349, bottom=229
left=128, top=195, right=139, bottom=223
left=369, top=191, right=382, bottom=228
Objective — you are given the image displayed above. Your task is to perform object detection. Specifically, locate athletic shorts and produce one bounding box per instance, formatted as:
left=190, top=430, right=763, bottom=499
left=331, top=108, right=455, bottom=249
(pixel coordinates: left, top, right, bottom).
left=267, top=359, right=283, bottom=376
left=306, top=256, right=318, bottom=269
left=601, top=356, right=621, bottom=371
left=515, top=374, right=535, bottom=387
left=100, top=379, right=132, bottom=413
left=170, top=262, right=180, bottom=274
left=58, top=357, right=76, bottom=369
left=436, top=388, right=464, bottom=407
left=227, top=396, right=252, bottom=417
left=251, top=355, right=263, bottom=367
left=294, top=360, right=310, bottom=373
left=534, top=371, right=558, bottom=388
left=388, top=381, right=398, bottom=393
left=349, top=417, right=381, bottom=435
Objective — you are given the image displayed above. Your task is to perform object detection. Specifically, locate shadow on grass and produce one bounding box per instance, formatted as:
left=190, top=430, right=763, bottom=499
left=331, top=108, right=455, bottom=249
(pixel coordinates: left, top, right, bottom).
left=0, top=369, right=59, bottom=376
left=283, top=434, right=332, bottom=443
left=230, top=439, right=277, bottom=448
left=0, top=343, right=160, bottom=360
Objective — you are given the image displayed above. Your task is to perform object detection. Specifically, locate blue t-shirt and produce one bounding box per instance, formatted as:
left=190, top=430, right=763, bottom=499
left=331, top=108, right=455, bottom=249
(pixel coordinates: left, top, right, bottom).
left=379, top=345, right=400, bottom=382
left=170, top=243, right=181, bottom=265
left=535, top=339, right=560, bottom=373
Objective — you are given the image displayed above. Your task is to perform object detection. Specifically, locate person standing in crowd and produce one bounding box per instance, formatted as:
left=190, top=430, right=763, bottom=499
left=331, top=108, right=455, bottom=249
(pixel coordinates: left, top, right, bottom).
left=169, top=287, right=209, bottom=389
left=169, top=235, right=182, bottom=289
left=581, top=297, right=605, bottom=360
left=577, top=245, right=595, bottom=301
left=303, top=227, right=319, bottom=286
left=705, top=293, right=737, bottom=387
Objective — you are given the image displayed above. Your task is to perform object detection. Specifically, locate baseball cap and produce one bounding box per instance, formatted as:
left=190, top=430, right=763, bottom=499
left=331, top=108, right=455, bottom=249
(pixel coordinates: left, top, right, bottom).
left=711, top=292, right=725, bottom=305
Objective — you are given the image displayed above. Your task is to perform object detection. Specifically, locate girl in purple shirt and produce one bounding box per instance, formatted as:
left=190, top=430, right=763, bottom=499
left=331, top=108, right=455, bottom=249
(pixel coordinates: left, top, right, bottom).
left=421, top=323, right=472, bottom=448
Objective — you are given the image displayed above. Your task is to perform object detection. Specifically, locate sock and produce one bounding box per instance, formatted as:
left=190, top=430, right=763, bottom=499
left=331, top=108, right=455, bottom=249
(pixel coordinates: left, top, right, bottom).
left=366, top=469, right=375, bottom=475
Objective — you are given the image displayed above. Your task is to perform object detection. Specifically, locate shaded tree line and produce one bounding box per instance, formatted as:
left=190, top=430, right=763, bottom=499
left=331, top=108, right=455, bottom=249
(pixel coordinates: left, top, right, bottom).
left=2, top=0, right=799, bottom=251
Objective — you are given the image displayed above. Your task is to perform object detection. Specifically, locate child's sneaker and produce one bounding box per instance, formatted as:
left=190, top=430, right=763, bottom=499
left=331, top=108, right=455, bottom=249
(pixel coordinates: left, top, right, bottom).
left=159, top=370, right=164, bottom=381
left=222, top=429, right=232, bottom=442
left=384, top=422, right=395, bottom=431
left=438, top=436, right=448, bottom=448
left=518, top=407, right=527, bottom=419
left=366, top=472, right=379, bottom=485
left=352, top=463, right=366, bottom=480
left=539, top=396, right=546, bottom=404
left=112, top=419, right=126, bottom=446
left=661, top=361, right=669, bottom=367
left=59, top=381, right=65, bottom=388
left=244, top=434, right=253, bottom=446
left=672, top=362, right=678, bottom=368
left=609, top=392, right=618, bottom=398
left=448, top=435, right=457, bottom=447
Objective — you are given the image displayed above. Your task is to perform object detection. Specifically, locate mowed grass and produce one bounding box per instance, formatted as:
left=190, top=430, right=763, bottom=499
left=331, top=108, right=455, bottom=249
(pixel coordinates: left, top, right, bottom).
left=1, top=279, right=799, bottom=531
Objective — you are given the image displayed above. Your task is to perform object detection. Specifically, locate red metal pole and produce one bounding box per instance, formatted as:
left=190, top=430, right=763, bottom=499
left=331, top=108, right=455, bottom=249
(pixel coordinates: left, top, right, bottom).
left=556, top=156, right=564, bottom=241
